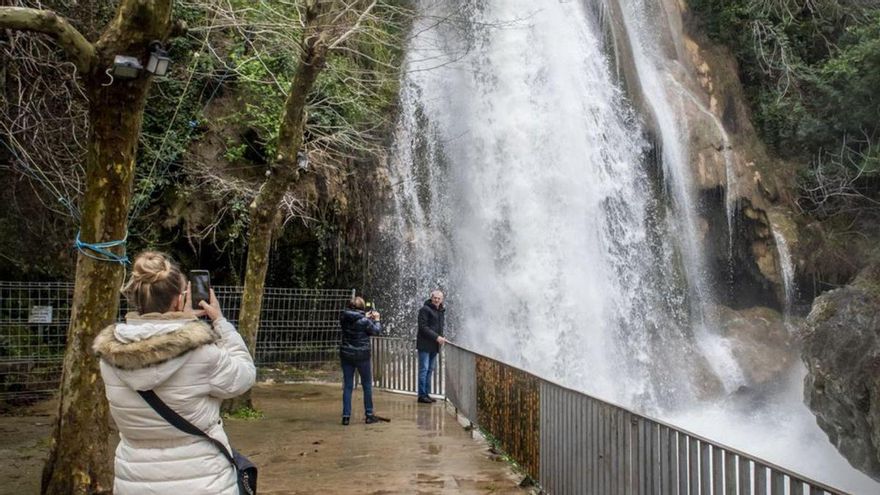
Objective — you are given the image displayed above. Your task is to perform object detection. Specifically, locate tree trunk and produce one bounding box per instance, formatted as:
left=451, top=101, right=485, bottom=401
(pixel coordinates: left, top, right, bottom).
left=226, top=193, right=282, bottom=411
left=37, top=2, right=173, bottom=493
left=230, top=2, right=333, bottom=412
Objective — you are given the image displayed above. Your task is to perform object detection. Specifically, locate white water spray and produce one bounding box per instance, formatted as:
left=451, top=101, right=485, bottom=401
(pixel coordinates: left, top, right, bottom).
left=770, top=221, right=797, bottom=322
left=378, top=0, right=879, bottom=491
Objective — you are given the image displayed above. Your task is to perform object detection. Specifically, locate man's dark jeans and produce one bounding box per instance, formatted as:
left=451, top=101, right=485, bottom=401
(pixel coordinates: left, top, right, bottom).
left=341, top=358, right=373, bottom=418
left=417, top=350, right=437, bottom=398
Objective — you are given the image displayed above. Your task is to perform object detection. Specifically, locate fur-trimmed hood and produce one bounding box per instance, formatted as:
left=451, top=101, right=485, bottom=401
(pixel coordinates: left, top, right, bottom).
left=93, top=312, right=220, bottom=371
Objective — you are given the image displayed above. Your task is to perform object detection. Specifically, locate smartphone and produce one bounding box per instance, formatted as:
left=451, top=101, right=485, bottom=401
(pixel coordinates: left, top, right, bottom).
left=189, top=270, right=211, bottom=309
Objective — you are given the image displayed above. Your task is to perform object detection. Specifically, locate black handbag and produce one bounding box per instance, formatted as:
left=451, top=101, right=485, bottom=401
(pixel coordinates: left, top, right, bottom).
left=137, top=389, right=258, bottom=495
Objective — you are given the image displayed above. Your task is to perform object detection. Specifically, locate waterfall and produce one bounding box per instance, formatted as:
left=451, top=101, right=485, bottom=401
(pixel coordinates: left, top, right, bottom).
left=770, top=221, right=797, bottom=322
left=667, top=78, right=739, bottom=269
left=614, top=0, right=745, bottom=394
left=380, top=0, right=717, bottom=410
left=377, top=0, right=879, bottom=491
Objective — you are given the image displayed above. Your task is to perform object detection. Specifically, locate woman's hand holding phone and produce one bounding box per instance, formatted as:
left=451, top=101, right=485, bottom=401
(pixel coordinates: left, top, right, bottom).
left=189, top=270, right=211, bottom=309
left=182, top=282, right=206, bottom=318
left=199, top=289, right=223, bottom=322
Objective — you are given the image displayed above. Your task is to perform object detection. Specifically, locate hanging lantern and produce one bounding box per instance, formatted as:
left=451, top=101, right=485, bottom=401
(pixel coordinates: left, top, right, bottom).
left=146, top=41, right=172, bottom=77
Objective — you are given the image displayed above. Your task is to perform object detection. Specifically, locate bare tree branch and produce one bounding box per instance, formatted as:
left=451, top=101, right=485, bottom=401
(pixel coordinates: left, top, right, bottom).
left=0, top=7, right=95, bottom=73
left=328, top=0, right=378, bottom=50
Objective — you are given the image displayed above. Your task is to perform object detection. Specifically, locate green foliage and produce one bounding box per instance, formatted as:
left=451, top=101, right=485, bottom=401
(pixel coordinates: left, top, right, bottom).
left=0, top=0, right=408, bottom=287
left=479, top=429, right=527, bottom=474
left=689, top=1, right=880, bottom=218
left=223, top=406, right=264, bottom=420
left=1, top=1, right=407, bottom=287
left=0, top=326, right=62, bottom=359
left=689, top=2, right=879, bottom=168
left=216, top=1, right=407, bottom=163
left=216, top=45, right=287, bottom=161
left=813, top=16, right=880, bottom=150
left=139, top=1, right=407, bottom=287
left=135, top=35, right=216, bottom=176
left=129, top=1, right=228, bottom=255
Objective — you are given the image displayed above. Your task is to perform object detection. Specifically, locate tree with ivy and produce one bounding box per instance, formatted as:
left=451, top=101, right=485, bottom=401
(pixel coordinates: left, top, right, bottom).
left=222, top=0, right=397, bottom=410
left=0, top=2, right=178, bottom=492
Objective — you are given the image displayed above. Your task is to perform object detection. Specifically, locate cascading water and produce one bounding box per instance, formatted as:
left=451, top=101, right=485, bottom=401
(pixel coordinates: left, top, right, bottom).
left=377, top=0, right=879, bottom=492
left=667, top=78, right=739, bottom=270
left=770, top=221, right=797, bottom=323
left=614, top=0, right=746, bottom=396
left=380, top=0, right=710, bottom=410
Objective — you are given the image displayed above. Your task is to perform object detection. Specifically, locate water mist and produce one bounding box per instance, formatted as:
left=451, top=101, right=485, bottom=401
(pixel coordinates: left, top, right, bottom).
left=376, top=1, right=879, bottom=492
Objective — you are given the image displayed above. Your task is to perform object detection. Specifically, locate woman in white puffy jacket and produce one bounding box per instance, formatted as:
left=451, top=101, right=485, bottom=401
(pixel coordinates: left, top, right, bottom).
left=93, top=251, right=256, bottom=494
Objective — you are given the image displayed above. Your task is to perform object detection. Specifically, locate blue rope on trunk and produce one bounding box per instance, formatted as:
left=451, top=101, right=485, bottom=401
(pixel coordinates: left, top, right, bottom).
left=74, top=231, right=131, bottom=265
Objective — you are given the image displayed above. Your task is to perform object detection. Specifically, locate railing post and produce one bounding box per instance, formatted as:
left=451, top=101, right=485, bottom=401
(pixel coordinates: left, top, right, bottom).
left=678, top=432, right=689, bottom=495
left=712, top=446, right=724, bottom=495
left=740, top=458, right=752, bottom=495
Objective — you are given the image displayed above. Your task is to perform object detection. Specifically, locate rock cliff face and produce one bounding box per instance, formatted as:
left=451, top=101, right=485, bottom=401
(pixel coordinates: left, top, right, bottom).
left=606, top=0, right=802, bottom=313
left=656, top=2, right=880, bottom=483
left=605, top=0, right=806, bottom=389
left=670, top=4, right=880, bottom=480
left=801, top=263, right=880, bottom=481
left=675, top=20, right=802, bottom=310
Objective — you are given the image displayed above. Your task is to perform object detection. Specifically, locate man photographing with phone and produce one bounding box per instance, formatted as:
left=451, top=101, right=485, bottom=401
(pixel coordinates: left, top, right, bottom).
left=416, top=289, right=446, bottom=404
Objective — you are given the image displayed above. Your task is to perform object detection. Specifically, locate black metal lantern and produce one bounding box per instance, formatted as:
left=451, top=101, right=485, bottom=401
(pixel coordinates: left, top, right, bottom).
left=146, top=41, right=171, bottom=76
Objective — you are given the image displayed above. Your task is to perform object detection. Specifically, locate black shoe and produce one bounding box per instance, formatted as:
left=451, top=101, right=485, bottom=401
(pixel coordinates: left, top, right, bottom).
left=365, top=414, right=379, bottom=424
left=428, top=396, right=437, bottom=403
left=417, top=396, right=433, bottom=404
left=342, top=416, right=350, bottom=425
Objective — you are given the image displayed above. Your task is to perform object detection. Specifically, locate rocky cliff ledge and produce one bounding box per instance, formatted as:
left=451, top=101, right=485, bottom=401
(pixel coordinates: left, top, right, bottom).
left=801, top=263, right=880, bottom=481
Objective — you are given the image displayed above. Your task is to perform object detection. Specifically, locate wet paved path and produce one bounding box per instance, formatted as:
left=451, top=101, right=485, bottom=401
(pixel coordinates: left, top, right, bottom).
left=0, top=383, right=529, bottom=494
left=226, top=383, right=529, bottom=494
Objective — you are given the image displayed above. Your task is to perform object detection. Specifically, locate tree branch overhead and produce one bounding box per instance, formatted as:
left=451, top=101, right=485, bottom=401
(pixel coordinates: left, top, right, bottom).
left=0, top=7, right=95, bottom=74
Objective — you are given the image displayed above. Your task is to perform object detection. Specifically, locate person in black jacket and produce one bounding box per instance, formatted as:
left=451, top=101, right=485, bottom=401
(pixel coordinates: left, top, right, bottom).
left=339, top=296, right=383, bottom=424
left=416, top=290, right=447, bottom=403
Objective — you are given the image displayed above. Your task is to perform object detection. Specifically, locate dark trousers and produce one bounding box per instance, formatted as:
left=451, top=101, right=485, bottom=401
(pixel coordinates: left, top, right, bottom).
left=341, top=358, right=373, bottom=417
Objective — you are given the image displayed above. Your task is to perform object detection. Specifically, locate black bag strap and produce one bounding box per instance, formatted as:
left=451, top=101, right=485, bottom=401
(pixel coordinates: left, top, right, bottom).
left=137, top=389, right=235, bottom=467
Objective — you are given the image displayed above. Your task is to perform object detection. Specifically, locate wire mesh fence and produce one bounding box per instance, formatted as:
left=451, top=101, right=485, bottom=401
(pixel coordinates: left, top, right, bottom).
left=0, top=281, right=354, bottom=402
left=0, top=282, right=72, bottom=403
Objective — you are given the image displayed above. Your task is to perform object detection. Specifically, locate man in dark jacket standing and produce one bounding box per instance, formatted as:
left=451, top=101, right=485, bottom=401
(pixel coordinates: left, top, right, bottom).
left=417, top=290, right=447, bottom=403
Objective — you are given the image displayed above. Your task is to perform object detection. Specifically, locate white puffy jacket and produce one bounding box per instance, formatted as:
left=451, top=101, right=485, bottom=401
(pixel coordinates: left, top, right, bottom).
left=93, top=312, right=256, bottom=494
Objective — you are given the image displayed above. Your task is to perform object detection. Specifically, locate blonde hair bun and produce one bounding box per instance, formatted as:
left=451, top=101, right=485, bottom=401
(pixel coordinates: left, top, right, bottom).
left=122, top=251, right=185, bottom=314
left=131, top=251, right=172, bottom=284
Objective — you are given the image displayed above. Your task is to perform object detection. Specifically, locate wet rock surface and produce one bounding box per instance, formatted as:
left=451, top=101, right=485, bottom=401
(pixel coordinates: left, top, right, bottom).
left=715, top=305, right=795, bottom=386
left=801, top=263, right=880, bottom=481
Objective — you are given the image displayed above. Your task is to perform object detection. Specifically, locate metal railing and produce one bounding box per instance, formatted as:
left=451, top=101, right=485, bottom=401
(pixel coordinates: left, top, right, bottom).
left=440, top=342, right=848, bottom=495
left=0, top=281, right=353, bottom=400
left=369, top=336, right=443, bottom=396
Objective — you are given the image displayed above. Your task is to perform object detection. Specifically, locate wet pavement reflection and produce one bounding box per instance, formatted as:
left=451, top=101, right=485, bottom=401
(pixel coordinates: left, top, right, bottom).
left=224, top=383, right=529, bottom=494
